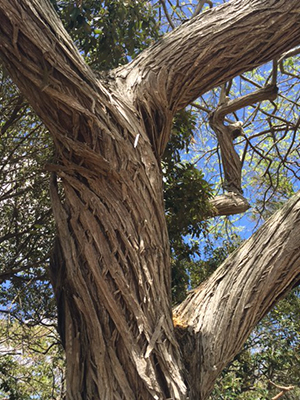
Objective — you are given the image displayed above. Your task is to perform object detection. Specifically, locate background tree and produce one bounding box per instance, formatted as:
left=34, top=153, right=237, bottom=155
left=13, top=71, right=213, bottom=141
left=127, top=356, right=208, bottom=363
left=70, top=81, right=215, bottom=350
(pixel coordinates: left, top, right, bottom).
left=0, top=0, right=300, bottom=399
left=0, top=319, right=65, bottom=399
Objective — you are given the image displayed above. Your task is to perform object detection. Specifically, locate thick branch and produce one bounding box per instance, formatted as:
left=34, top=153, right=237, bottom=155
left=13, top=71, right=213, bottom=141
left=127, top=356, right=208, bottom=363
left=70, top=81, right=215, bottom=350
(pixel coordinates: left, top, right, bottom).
left=0, top=0, right=147, bottom=161
left=209, top=192, right=250, bottom=216
left=118, top=0, right=300, bottom=156
left=173, top=192, right=300, bottom=399
left=138, top=0, right=300, bottom=110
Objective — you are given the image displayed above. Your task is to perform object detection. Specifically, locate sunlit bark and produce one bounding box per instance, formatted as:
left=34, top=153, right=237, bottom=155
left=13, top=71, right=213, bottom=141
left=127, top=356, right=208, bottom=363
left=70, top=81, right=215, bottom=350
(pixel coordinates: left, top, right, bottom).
left=174, top=192, right=300, bottom=399
left=0, top=1, right=300, bottom=399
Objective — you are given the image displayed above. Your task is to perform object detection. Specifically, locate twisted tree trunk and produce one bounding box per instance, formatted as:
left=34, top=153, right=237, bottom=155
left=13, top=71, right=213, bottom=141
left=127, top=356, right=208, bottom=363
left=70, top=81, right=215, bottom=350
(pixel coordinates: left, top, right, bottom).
left=0, top=1, right=300, bottom=399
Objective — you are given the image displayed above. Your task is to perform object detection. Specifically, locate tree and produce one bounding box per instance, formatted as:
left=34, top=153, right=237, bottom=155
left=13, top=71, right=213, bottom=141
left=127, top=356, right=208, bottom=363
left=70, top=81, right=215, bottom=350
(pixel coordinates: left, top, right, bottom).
left=0, top=0, right=300, bottom=399
left=0, top=319, right=65, bottom=399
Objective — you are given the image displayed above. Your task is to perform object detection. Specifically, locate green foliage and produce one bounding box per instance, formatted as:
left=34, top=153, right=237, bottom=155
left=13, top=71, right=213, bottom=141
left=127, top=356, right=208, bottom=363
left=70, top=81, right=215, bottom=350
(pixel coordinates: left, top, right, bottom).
left=163, top=109, right=197, bottom=167
left=171, top=236, right=240, bottom=304
left=0, top=68, right=56, bottom=324
left=163, top=109, right=214, bottom=303
left=188, top=236, right=241, bottom=289
left=0, top=320, right=65, bottom=399
left=163, top=109, right=213, bottom=257
left=246, top=156, right=296, bottom=221
left=165, top=162, right=212, bottom=239
left=171, top=259, right=190, bottom=304
left=52, top=0, right=159, bottom=70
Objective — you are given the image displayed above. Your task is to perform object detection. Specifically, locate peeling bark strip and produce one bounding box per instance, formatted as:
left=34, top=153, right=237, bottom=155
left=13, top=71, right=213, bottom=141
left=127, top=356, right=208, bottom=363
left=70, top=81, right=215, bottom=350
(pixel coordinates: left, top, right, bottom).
left=0, top=1, right=300, bottom=399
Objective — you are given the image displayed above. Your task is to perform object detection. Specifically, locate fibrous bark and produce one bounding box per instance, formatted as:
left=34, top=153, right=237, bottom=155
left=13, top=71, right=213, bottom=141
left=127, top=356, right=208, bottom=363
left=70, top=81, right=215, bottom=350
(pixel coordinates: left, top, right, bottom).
left=174, top=192, right=300, bottom=399
left=210, top=192, right=250, bottom=216
left=0, top=1, right=300, bottom=399
left=0, top=2, right=185, bottom=398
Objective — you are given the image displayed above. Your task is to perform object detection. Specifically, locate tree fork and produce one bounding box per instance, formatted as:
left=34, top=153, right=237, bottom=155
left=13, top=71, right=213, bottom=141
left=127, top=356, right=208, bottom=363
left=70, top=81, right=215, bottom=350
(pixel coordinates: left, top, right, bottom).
left=1, top=1, right=300, bottom=399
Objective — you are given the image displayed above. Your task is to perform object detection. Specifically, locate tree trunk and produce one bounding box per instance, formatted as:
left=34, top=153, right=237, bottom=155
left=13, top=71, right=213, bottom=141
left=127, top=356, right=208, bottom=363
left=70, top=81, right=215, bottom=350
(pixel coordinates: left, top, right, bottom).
left=0, top=2, right=186, bottom=398
left=47, top=142, right=186, bottom=399
left=0, top=1, right=300, bottom=399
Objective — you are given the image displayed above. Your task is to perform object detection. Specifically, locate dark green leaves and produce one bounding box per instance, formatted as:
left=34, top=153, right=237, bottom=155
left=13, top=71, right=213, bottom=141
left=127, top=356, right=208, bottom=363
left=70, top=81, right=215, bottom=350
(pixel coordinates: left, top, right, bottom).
left=55, top=0, right=159, bottom=70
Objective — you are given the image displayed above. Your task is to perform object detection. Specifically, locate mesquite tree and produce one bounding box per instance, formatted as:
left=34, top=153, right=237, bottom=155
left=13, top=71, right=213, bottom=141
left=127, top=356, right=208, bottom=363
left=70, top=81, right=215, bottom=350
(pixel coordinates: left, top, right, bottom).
left=0, top=1, right=300, bottom=399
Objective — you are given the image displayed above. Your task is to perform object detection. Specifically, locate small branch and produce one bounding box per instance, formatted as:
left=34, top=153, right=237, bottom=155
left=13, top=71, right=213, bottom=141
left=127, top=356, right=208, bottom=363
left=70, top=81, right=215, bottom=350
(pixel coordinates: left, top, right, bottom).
left=279, top=57, right=300, bottom=79
left=271, top=59, right=278, bottom=86
left=269, top=380, right=295, bottom=400
left=192, top=0, right=213, bottom=18
left=278, top=46, right=300, bottom=62
left=159, top=0, right=175, bottom=29
left=209, top=82, right=279, bottom=195
left=191, top=101, right=210, bottom=114
left=0, top=95, right=25, bottom=135
left=209, top=113, right=244, bottom=193
left=218, top=83, right=228, bottom=106
left=215, top=84, right=278, bottom=119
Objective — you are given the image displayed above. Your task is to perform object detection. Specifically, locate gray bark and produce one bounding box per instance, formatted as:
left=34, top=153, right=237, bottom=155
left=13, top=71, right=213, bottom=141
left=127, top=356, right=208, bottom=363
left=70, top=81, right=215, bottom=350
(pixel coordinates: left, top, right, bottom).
left=116, top=0, right=300, bottom=157
left=210, top=193, right=250, bottom=216
left=0, top=1, right=300, bottom=399
left=174, top=192, right=300, bottom=399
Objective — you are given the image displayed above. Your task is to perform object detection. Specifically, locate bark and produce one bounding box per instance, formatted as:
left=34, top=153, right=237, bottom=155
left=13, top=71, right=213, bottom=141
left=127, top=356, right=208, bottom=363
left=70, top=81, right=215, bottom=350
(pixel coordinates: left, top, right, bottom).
left=0, top=1, right=300, bottom=399
left=0, top=2, right=185, bottom=398
left=209, top=84, right=278, bottom=194
left=116, top=0, right=300, bottom=157
left=174, top=192, right=300, bottom=399
left=210, top=193, right=250, bottom=216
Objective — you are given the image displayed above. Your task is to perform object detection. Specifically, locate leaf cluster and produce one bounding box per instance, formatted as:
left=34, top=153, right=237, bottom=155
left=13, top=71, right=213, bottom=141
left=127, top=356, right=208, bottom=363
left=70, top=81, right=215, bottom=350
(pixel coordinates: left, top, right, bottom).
left=162, top=109, right=214, bottom=302
left=0, top=68, right=56, bottom=323
left=51, top=0, right=160, bottom=70
left=163, top=109, right=213, bottom=256
left=0, top=320, right=65, bottom=399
